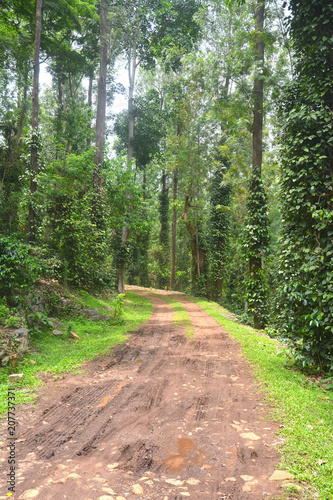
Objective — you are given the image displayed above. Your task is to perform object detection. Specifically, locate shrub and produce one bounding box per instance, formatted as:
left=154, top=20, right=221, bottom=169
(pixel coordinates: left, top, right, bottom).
left=0, top=237, right=41, bottom=301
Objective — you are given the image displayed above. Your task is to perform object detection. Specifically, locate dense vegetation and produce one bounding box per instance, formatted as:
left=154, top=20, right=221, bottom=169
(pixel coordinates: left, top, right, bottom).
left=0, top=0, right=332, bottom=374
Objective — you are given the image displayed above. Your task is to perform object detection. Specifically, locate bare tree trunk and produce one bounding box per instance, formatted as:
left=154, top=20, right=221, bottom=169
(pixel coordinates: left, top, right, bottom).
left=28, top=0, right=43, bottom=243
left=94, top=0, right=108, bottom=189
left=170, top=167, right=178, bottom=289
left=9, top=66, right=29, bottom=164
left=87, top=70, right=93, bottom=148
left=118, top=225, right=129, bottom=294
left=117, top=42, right=138, bottom=294
left=182, top=194, right=206, bottom=278
left=127, top=43, right=137, bottom=165
left=250, top=0, right=265, bottom=330
left=142, top=166, right=146, bottom=203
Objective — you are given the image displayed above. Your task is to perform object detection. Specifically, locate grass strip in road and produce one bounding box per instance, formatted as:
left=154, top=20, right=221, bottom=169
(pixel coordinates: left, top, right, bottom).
left=0, top=291, right=153, bottom=417
left=153, top=293, right=194, bottom=338
left=187, top=297, right=333, bottom=500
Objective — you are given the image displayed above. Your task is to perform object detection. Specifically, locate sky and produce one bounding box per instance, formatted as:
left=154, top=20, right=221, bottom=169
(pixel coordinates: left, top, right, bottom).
left=40, top=60, right=129, bottom=116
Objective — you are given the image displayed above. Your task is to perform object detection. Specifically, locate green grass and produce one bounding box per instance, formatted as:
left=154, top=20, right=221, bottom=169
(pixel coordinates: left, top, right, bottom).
left=153, top=293, right=194, bottom=338
left=0, top=291, right=152, bottom=417
left=184, top=297, right=333, bottom=500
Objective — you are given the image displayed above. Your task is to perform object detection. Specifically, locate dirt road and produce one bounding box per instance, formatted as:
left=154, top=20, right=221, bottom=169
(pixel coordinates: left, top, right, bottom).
left=0, top=290, right=287, bottom=500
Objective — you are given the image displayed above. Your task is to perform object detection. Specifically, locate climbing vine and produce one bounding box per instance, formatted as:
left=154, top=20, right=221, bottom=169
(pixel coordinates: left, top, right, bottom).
left=208, top=164, right=231, bottom=301
left=277, top=0, right=333, bottom=371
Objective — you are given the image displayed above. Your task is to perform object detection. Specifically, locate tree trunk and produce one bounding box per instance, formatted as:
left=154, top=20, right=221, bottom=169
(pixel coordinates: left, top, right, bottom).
left=142, top=166, right=146, bottom=203
left=159, top=170, right=169, bottom=248
left=9, top=67, right=29, bottom=164
left=127, top=43, right=137, bottom=165
left=28, top=0, right=43, bottom=243
left=118, top=225, right=129, bottom=294
left=117, top=42, right=138, bottom=293
left=87, top=70, right=93, bottom=149
left=250, top=0, right=265, bottom=330
left=170, top=167, right=178, bottom=289
left=182, top=194, right=206, bottom=278
left=94, top=0, right=108, bottom=189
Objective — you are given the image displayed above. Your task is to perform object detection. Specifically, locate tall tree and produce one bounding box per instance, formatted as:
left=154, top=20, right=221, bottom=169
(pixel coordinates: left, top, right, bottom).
left=208, top=162, right=231, bottom=300
left=28, top=0, right=43, bottom=242
left=115, top=0, right=201, bottom=292
left=245, top=0, right=269, bottom=329
left=278, top=0, right=333, bottom=370
left=94, top=0, right=108, bottom=188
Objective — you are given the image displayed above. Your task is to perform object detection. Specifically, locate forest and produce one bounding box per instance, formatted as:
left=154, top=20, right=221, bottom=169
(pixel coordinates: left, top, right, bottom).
left=0, top=0, right=332, bottom=374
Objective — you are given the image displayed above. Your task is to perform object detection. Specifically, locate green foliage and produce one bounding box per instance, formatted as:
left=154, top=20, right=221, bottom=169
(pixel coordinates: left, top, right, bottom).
left=111, top=293, right=126, bottom=319
left=39, top=151, right=112, bottom=290
left=114, top=89, right=166, bottom=168
left=277, top=0, right=333, bottom=372
left=0, top=237, right=41, bottom=301
left=244, top=170, right=270, bottom=328
left=105, top=155, right=151, bottom=286
left=26, top=310, right=54, bottom=336
left=207, top=163, right=231, bottom=300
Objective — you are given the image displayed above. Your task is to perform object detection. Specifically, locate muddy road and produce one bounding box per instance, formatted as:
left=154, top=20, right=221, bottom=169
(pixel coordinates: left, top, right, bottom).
left=0, top=290, right=287, bottom=500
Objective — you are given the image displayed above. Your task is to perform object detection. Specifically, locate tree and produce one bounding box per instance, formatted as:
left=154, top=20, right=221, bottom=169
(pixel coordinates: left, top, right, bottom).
left=93, top=0, right=107, bottom=190
left=114, top=0, right=201, bottom=292
left=208, top=162, right=231, bottom=300
left=28, top=0, right=43, bottom=242
left=245, top=0, right=269, bottom=329
left=277, top=0, right=333, bottom=371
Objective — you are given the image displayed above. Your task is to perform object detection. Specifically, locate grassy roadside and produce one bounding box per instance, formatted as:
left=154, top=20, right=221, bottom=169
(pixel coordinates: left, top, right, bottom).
left=183, top=296, right=333, bottom=500
left=153, top=293, right=194, bottom=338
left=0, top=291, right=153, bottom=417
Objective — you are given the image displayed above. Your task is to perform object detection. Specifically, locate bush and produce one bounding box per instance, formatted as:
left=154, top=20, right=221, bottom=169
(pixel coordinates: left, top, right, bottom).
left=0, top=237, right=41, bottom=301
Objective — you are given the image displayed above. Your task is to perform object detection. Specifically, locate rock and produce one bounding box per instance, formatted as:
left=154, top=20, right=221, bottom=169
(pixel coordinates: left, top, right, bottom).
left=14, top=327, right=29, bottom=338
left=9, top=373, right=24, bottom=383
left=87, top=309, right=100, bottom=316
left=102, top=488, right=116, bottom=495
left=269, top=470, right=294, bottom=481
left=69, top=331, right=80, bottom=340
left=66, top=473, right=81, bottom=481
left=240, top=475, right=254, bottom=481
left=1, top=355, right=10, bottom=367
left=107, top=463, right=119, bottom=470
left=19, top=489, right=40, bottom=499
left=165, top=479, right=184, bottom=486
left=225, top=477, right=236, bottom=482
left=186, top=478, right=200, bottom=485
left=240, top=432, right=261, bottom=440
left=97, top=496, right=114, bottom=500
left=48, top=318, right=66, bottom=330
left=132, top=484, right=144, bottom=495
left=52, top=329, right=63, bottom=336
left=14, top=328, right=29, bottom=353
left=30, top=360, right=36, bottom=364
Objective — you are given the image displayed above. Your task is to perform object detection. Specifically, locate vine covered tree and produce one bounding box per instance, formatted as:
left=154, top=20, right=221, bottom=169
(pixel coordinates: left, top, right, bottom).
left=278, top=0, right=333, bottom=370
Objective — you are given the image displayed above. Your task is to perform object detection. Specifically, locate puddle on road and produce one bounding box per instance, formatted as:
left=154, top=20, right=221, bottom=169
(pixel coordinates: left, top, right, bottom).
left=163, top=437, right=206, bottom=471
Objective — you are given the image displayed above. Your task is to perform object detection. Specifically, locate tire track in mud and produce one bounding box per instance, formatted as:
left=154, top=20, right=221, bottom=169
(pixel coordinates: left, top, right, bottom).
left=0, top=290, right=285, bottom=500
